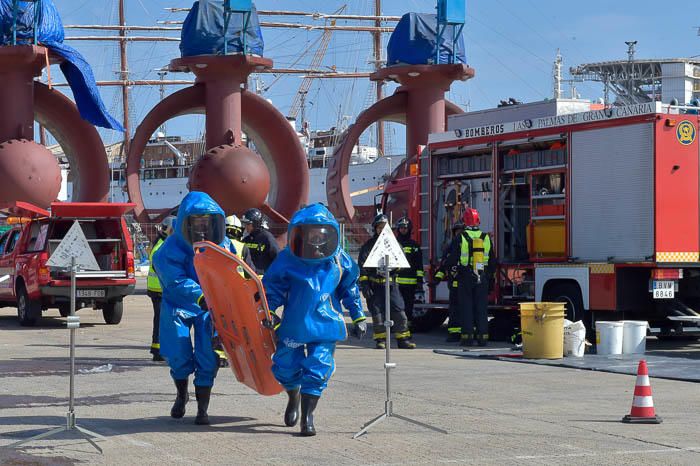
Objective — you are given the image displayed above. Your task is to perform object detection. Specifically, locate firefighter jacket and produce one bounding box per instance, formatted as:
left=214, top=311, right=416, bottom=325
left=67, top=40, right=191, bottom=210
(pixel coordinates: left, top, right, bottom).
left=243, top=228, right=279, bottom=275
left=395, top=235, right=424, bottom=286
left=443, top=229, right=495, bottom=276
left=358, top=235, right=390, bottom=285
left=147, top=237, right=165, bottom=294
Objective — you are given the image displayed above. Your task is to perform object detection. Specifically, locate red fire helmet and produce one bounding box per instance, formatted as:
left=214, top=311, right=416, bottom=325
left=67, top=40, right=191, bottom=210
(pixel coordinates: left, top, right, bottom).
left=462, top=208, right=481, bottom=228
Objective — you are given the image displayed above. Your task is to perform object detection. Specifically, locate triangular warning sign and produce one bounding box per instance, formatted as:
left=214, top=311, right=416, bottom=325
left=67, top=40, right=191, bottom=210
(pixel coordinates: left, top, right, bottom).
left=46, top=220, right=100, bottom=271
left=363, top=224, right=410, bottom=269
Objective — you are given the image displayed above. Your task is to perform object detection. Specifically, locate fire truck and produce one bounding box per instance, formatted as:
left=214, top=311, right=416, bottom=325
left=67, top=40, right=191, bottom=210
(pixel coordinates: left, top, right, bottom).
left=381, top=100, right=700, bottom=337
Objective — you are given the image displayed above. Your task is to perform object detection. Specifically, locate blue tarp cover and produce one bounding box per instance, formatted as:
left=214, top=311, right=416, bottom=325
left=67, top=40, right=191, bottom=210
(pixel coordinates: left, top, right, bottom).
left=180, top=0, right=264, bottom=57
left=0, top=1, right=124, bottom=131
left=387, top=13, right=466, bottom=66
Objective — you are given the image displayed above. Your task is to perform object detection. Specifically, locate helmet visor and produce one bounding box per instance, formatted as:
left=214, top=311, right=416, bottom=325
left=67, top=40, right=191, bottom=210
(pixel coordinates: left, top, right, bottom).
left=289, top=224, right=339, bottom=260
left=183, top=214, right=225, bottom=245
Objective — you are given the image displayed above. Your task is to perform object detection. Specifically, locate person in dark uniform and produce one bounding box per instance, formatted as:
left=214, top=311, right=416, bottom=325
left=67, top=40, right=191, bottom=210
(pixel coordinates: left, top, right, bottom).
left=357, top=214, right=416, bottom=349
left=433, top=222, right=464, bottom=342
left=241, top=208, right=279, bottom=275
left=147, top=216, right=176, bottom=361
left=393, top=217, right=424, bottom=325
left=443, top=209, right=494, bottom=347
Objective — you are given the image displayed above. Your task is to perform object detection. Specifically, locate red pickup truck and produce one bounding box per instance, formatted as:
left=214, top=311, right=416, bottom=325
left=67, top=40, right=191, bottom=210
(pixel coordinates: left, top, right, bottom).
left=0, top=202, right=136, bottom=326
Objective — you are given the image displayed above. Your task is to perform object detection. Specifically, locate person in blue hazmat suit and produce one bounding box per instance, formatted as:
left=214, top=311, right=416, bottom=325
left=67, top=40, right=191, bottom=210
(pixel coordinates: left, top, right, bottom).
left=153, top=191, right=235, bottom=425
left=263, top=203, right=367, bottom=436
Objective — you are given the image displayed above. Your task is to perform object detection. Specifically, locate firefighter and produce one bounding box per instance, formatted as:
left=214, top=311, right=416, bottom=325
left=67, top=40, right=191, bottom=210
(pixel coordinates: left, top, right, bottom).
left=444, top=209, right=494, bottom=347
left=434, top=222, right=464, bottom=342
left=358, top=214, right=416, bottom=349
left=263, top=203, right=366, bottom=436
left=394, top=217, right=424, bottom=325
left=153, top=191, right=238, bottom=425
left=147, top=216, right=176, bottom=361
left=225, top=214, right=253, bottom=267
left=241, top=208, right=279, bottom=275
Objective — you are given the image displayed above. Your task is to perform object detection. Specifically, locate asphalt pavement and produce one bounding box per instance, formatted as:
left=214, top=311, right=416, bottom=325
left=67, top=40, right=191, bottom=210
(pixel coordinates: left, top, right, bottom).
left=1, top=289, right=699, bottom=465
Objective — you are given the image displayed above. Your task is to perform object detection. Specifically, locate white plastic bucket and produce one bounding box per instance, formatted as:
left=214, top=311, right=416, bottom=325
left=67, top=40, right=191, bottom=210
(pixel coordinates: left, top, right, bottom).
left=622, top=320, right=648, bottom=354
left=596, top=321, right=624, bottom=355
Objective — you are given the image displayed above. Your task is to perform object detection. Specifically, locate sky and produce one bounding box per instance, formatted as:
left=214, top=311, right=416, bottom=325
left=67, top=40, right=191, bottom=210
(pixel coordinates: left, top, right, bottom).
left=49, top=0, right=700, bottom=154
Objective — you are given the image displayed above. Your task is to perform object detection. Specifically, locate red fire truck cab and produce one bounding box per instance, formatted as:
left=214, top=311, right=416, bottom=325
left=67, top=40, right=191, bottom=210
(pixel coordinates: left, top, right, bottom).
left=383, top=101, right=700, bottom=337
left=0, top=202, right=136, bottom=326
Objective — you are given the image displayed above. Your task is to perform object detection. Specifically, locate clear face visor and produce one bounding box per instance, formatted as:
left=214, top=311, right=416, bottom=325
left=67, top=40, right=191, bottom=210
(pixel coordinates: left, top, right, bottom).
left=289, top=224, right=339, bottom=260
left=183, top=214, right=225, bottom=245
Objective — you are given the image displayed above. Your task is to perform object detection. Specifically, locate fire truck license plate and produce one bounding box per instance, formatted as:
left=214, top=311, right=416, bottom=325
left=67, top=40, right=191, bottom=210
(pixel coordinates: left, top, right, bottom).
left=77, top=289, right=105, bottom=298
left=652, top=281, right=674, bottom=299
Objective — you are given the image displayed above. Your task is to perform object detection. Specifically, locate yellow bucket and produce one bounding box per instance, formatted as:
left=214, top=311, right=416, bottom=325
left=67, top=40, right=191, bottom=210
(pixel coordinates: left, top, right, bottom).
left=519, top=302, right=565, bottom=359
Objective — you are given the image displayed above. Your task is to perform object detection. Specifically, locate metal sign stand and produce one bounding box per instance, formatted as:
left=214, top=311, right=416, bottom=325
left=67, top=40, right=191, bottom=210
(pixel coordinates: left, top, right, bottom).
left=10, top=257, right=105, bottom=453
left=354, top=254, right=447, bottom=439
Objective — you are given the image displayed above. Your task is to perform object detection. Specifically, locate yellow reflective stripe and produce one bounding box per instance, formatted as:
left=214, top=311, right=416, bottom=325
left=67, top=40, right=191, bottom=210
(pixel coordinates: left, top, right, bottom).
left=359, top=276, right=369, bottom=282
left=435, top=271, right=445, bottom=279
left=352, top=316, right=366, bottom=324
left=451, top=281, right=459, bottom=287
left=396, top=277, right=418, bottom=285
left=215, top=350, right=227, bottom=359
left=197, top=294, right=205, bottom=307
left=245, top=243, right=260, bottom=250
left=395, top=330, right=412, bottom=339
left=416, top=270, right=424, bottom=277
left=369, top=277, right=388, bottom=284
left=373, top=332, right=387, bottom=339
left=447, top=327, right=461, bottom=334
left=150, top=343, right=161, bottom=349
left=402, top=246, right=413, bottom=253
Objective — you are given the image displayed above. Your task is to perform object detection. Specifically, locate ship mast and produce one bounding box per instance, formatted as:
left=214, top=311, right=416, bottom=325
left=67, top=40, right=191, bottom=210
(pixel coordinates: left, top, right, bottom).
left=373, top=0, right=384, bottom=156
left=118, top=0, right=130, bottom=156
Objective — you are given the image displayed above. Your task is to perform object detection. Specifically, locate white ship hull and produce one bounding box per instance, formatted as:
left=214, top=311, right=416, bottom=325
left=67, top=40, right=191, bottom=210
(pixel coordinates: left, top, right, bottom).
left=61, top=155, right=403, bottom=213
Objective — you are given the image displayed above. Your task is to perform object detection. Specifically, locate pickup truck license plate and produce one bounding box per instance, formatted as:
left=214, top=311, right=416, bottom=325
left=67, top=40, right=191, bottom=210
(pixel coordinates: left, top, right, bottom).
left=77, top=289, right=105, bottom=298
left=652, top=281, right=674, bottom=299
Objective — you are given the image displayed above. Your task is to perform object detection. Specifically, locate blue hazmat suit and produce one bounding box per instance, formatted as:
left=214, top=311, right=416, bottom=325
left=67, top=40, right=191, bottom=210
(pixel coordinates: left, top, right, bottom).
left=263, top=204, right=365, bottom=397
left=153, top=192, right=235, bottom=387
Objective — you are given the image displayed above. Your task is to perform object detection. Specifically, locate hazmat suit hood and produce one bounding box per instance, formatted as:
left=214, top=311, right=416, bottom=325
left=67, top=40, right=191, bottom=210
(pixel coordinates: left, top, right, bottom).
left=173, top=191, right=227, bottom=252
left=287, top=203, right=340, bottom=263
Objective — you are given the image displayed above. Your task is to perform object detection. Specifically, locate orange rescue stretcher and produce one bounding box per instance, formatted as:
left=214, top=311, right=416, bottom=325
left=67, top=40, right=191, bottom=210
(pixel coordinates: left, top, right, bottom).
left=193, top=241, right=283, bottom=396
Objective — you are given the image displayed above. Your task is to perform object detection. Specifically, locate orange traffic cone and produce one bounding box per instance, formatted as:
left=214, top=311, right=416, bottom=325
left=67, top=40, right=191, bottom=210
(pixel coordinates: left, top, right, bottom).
left=622, top=360, right=662, bottom=424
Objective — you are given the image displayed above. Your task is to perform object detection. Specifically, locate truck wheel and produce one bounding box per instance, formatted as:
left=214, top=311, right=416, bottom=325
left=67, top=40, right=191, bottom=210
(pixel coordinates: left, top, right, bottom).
left=17, top=286, right=41, bottom=327
left=410, top=308, right=448, bottom=333
left=542, top=282, right=591, bottom=331
left=102, top=300, right=124, bottom=325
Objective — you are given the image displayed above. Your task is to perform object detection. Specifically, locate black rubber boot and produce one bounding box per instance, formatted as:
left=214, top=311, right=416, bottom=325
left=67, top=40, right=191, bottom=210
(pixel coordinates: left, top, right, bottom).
left=446, top=333, right=461, bottom=343
left=284, top=388, right=301, bottom=427
left=300, top=394, right=320, bottom=437
left=170, top=379, right=189, bottom=419
left=459, top=336, right=474, bottom=348
left=375, top=339, right=386, bottom=349
left=397, top=338, right=417, bottom=349
left=194, top=385, right=211, bottom=425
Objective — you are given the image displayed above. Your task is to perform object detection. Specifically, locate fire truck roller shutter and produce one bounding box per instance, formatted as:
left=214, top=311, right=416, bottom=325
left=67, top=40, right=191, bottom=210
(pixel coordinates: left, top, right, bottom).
left=570, top=123, right=654, bottom=262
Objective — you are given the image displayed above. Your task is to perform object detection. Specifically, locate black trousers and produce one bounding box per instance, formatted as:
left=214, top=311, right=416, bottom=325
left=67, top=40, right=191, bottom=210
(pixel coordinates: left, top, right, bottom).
left=447, top=282, right=461, bottom=334
left=398, top=284, right=416, bottom=322
left=369, top=282, right=409, bottom=339
left=457, top=270, right=489, bottom=340
left=148, top=291, right=161, bottom=354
